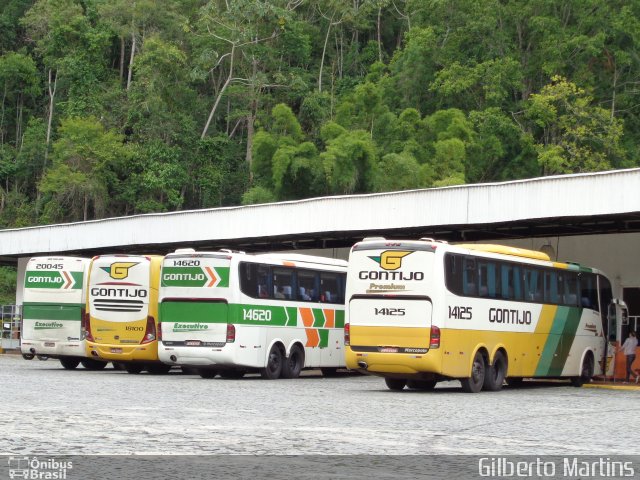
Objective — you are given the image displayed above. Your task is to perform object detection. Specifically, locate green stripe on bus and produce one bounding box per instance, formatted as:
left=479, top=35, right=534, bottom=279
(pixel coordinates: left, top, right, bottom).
left=22, top=304, right=83, bottom=321
left=547, top=307, right=582, bottom=376
left=285, top=307, right=298, bottom=327
left=535, top=307, right=582, bottom=376
left=312, top=309, right=325, bottom=328
left=335, top=310, right=345, bottom=328
left=159, top=301, right=228, bottom=324
left=318, top=329, right=329, bottom=348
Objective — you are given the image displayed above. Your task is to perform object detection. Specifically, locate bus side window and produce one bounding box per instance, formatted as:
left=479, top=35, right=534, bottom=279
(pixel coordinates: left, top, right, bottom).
left=463, top=257, right=477, bottom=296
left=273, top=268, right=293, bottom=300
left=320, top=272, right=341, bottom=303
left=580, top=273, right=598, bottom=311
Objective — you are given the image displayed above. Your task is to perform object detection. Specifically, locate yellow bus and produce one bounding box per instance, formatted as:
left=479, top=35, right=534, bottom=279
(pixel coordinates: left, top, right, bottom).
left=345, top=237, right=622, bottom=392
left=84, top=254, right=169, bottom=374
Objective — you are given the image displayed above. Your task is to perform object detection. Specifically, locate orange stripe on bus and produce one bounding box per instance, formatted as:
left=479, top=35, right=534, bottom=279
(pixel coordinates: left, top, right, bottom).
left=323, top=309, right=335, bottom=328
left=283, top=261, right=295, bottom=267
left=300, top=308, right=314, bottom=327
left=305, top=328, right=320, bottom=347
left=205, top=267, right=218, bottom=287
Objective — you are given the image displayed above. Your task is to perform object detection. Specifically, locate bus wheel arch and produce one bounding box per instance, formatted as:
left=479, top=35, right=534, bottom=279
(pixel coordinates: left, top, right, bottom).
left=282, top=342, right=305, bottom=379
left=260, top=341, right=285, bottom=379
left=483, top=349, right=508, bottom=392
left=461, top=348, right=488, bottom=393
left=571, top=350, right=595, bottom=387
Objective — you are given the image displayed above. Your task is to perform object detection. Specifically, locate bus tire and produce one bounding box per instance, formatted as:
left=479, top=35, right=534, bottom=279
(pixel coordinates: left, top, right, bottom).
left=220, top=370, right=245, bottom=379
left=260, top=344, right=283, bottom=380
left=147, top=363, right=172, bottom=375
left=181, top=366, right=198, bottom=375
left=483, top=351, right=507, bottom=392
left=22, top=353, right=35, bottom=360
left=406, top=380, right=437, bottom=390
left=282, top=344, right=305, bottom=379
left=59, top=358, right=80, bottom=370
left=320, top=367, right=339, bottom=377
left=37, top=355, right=49, bottom=361
left=198, top=368, right=219, bottom=379
left=112, top=362, right=126, bottom=371
left=384, top=378, right=407, bottom=391
left=461, top=351, right=486, bottom=393
left=81, top=359, right=108, bottom=371
left=124, top=363, right=144, bottom=374
left=571, top=352, right=594, bottom=387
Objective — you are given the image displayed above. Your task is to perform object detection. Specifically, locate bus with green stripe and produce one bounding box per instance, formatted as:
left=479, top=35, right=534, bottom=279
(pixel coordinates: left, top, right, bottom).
left=20, top=256, right=107, bottom=370
left=345, top=237, right=623, bottom=392
left=158, top=249, right=347, bottom=379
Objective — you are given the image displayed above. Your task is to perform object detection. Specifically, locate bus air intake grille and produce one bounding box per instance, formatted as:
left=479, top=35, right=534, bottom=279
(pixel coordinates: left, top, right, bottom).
left=94, top=299, right=144, bottom=312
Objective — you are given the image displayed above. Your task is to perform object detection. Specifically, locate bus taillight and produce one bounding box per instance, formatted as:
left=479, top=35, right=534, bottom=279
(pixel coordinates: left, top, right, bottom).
left=81, top=311, right=94, bottom=342
left=226, top=324, right=236, bottom=343
left=429, top=325, right=440, bottom=349
left=344, top=323, right=350, bottom=346
left=141, top=316, right=156, bottom=344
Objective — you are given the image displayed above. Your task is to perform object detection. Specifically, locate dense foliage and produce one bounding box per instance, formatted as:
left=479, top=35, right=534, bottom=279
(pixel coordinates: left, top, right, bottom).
left=0, top=0, right=638, bottom=227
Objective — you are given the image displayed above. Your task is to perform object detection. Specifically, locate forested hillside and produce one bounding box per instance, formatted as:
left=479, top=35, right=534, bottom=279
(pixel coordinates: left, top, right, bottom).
left=0, top=0, right=638, bottom=227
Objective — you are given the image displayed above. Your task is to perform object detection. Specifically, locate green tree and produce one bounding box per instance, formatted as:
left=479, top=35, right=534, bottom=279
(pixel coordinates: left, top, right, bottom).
left=39, top=116, right=128, bottom=222
left=523, top=76, right=625, bottom=175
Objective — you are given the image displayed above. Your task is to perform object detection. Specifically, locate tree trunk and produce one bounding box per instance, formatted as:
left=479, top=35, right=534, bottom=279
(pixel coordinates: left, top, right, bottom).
left=377, top=7, right=382, bottom=63
left=120, top=37, right=125, bottom=82
left=44, top=69, right=57, bottom=172
left=201, top=44, right=236, bottom=139
left=127, top=30, right=136, bottom=90
left=0, top=83, right=6, bottom=147
left=318, top=13, right=335, bottom=93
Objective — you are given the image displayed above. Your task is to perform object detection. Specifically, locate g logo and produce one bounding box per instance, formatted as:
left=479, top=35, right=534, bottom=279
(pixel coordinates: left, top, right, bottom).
left=369, top=251, right=413, bottom=271
left=101, top=262, right=138, bottom=279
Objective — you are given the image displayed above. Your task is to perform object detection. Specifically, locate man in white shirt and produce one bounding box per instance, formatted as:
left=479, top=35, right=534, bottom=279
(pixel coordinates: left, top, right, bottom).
left=619, top=331, right=638, bottom=382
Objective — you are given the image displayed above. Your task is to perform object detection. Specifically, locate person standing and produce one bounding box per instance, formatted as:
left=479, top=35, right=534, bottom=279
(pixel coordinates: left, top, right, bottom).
left=619, top=331, right=638, bottom=382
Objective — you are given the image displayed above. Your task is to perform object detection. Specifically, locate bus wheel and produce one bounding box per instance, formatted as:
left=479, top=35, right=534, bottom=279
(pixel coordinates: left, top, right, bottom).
left=59, top=358, right=80, bottom=370
left=112, top=362, right=126, bottom=371
left=220, top=370, right=245, bottom=379
left=571, top=352, right=594, bottom=387
left=198, top=368, right=219, bottom=379
left=282, top=345, right=305, bottom=379
left=37, top=355, right=49, bottom=361
left=461, top=351, right=486, bottom=393
left=81, top=358, right=108, bottom=370
left=147, top=363, right=172, bottom=375
left=260, top=344, right=283, bottom=380
left=124, top=363, right=144, bottom=374
left=320, top=367, right=339, bottom=377
left=407, top=380, right=437, bottom=390
left=181, top=366, right=198, bottom=375
left=384, top=378, right=407, bottom=391
left=483, top=351, right=507, bottom=392
left=22, top=353, right=35, bottom=360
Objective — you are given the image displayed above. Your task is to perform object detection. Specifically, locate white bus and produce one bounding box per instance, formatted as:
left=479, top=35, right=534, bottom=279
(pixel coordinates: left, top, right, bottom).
left=345, top=237, right=623, bottom=392
left=20, top=256, right=107, bottom=370
left=158, top=249, right=347, bottom=379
